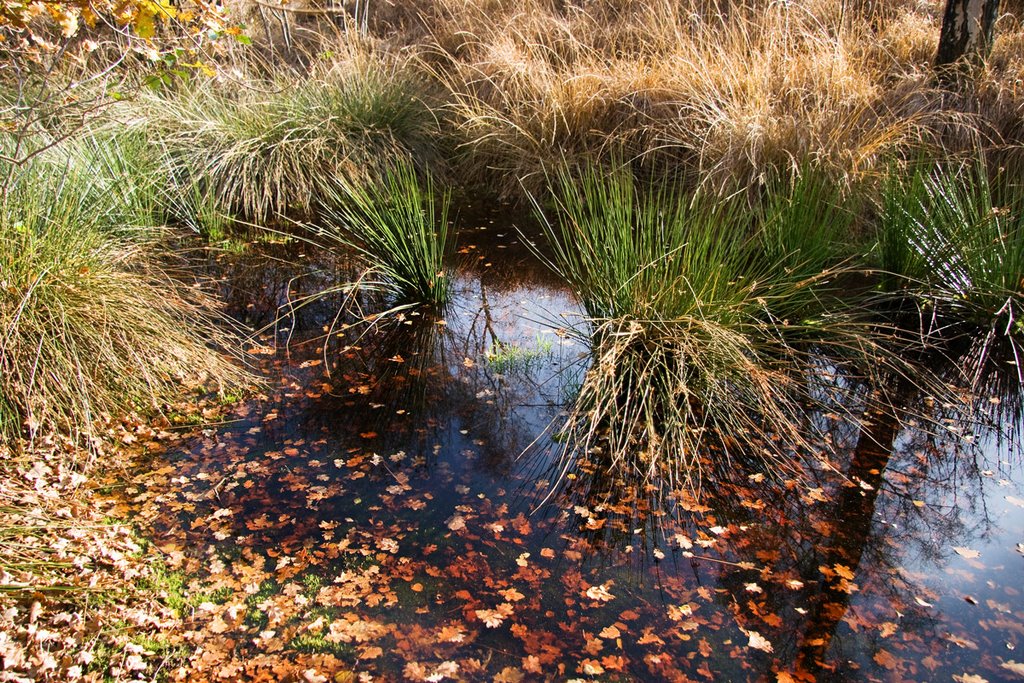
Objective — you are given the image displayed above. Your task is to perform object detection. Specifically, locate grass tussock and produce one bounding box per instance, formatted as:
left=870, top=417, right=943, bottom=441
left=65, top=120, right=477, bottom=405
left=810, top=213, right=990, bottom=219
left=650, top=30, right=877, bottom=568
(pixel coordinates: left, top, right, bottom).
left=876, top=158, right=1024, bottom=371
left=316, top=159, right=454, bottom=309
left=133, top=48, right=442, bottom=226
left=417, top=0, right=983, bottom=198
left=531, top=164, right=870, bottom=490
left=0, top=142, right=249, bottom=448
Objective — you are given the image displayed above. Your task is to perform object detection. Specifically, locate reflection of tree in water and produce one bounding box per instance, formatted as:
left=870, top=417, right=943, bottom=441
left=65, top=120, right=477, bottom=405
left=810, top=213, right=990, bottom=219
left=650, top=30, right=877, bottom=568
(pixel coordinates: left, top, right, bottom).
left=268, top=272, right=571, bottom=480
left=532, top=341, right=1022, bottom=679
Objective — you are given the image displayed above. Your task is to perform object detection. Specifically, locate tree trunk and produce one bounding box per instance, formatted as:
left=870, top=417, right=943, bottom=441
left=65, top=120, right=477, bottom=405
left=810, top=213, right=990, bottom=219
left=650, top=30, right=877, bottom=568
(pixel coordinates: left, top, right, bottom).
left=935, top=0, right=1001, bottom=67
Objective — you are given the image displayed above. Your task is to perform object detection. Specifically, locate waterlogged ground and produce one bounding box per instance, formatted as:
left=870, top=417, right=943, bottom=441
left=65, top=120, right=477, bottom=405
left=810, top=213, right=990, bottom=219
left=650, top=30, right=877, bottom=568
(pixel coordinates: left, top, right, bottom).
left=116, top=217, right=1024, bottom=682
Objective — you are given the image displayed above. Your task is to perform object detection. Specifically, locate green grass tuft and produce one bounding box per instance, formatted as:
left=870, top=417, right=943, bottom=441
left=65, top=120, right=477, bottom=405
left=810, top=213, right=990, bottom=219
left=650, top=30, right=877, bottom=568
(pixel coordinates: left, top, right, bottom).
left=136, top=53, right=442, bottom=226
left=317, top=159, right=454, bottom=309
left=0, top=138, right=250, bottom=447
left=530, top=163, right=882, bottom=491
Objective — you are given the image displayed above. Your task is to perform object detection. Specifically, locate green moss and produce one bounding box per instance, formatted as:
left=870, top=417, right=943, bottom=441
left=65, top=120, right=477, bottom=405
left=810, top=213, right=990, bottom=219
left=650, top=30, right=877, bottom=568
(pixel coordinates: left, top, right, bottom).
left=289, top=632, right=356, bottom=659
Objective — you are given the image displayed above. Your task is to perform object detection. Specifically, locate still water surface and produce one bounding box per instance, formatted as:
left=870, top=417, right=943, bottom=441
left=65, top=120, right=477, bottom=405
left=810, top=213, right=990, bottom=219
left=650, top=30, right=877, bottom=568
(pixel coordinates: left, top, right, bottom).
left=131, top=215, right=1024, bottom=681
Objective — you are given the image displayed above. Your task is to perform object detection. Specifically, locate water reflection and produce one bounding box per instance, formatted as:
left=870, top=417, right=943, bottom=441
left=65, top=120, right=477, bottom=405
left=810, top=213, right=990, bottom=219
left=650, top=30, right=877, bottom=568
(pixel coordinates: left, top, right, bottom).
left=125, top=228, right=1024, bottom=682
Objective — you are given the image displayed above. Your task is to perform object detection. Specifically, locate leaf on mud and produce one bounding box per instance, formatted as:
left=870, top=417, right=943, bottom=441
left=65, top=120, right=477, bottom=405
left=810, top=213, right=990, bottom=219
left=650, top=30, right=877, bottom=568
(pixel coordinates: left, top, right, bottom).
left=585, top=583, right=615, bottom=602
left=437, top=624, right=466, bottom=643
left=475, top=608, right=507, bottom=628
left=953, top=547, right=981, bottom=559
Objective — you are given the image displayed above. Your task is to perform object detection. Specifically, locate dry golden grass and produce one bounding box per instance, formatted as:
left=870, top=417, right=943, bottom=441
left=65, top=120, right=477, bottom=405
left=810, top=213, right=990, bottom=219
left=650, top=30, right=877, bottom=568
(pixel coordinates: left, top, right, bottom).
left=317, top=0, right=1024, bottom=197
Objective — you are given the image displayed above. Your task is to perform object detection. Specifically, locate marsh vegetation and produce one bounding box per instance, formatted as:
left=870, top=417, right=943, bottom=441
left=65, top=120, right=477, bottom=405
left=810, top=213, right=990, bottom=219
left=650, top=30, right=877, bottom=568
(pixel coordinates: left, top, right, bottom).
left=3, top=0, right=1024, bottom=680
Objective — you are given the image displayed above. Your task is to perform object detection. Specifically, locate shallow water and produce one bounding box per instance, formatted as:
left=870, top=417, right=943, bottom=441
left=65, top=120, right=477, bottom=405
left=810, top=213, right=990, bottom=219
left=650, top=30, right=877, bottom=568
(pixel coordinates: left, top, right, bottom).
left=126, top=215, right=1024, bottom=682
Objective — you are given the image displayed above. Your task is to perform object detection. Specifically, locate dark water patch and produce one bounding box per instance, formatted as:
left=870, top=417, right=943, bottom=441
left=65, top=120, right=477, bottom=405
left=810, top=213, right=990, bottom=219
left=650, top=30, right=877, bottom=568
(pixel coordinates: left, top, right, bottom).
left=123, top=225, right=1024, bottom=682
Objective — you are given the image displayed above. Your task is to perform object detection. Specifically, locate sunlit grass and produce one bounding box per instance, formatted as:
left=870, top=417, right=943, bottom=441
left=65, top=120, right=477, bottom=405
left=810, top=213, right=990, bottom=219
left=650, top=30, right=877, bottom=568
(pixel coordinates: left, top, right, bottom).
left=530, top=164, right=869, bottom=491
left=877, top=160, right=1024, bottom=332
left=875, top=158, right=1024, bottom=385
left=135, top=51, right=441, bottom=225
left=316, top=159, right=454, bottom=309
left=0, top=142, right=249, bottom=448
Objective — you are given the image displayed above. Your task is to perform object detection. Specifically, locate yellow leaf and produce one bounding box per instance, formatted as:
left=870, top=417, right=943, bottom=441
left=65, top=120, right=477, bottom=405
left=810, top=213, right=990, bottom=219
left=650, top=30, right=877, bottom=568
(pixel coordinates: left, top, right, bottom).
left=134, top=8, right=155, bottom=39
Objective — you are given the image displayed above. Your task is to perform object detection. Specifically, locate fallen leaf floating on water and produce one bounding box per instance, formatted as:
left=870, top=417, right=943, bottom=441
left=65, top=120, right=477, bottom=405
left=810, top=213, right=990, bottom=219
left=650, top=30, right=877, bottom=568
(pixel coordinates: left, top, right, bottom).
left=744, top=630, right=773, bottom=653
left=673, top=534, right=693, bottom=550
left=953, top=674, right=989, bottom=683
left=1006, top=495, right=1024, bottom=509
left=585, top=583, right=616, bottom=602
left=833, top=564, right=855, bottom=580
left=1002, top=661, right=1024, bottom=677
left=954, top=547, right=982, bottom=559
left=1017, top=543, right=1024, bottom=555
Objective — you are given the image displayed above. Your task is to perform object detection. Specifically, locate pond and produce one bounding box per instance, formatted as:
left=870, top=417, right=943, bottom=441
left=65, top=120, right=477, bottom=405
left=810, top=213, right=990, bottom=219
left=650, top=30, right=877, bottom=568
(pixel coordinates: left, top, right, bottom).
left=122, top=209, right=1024, bottom=682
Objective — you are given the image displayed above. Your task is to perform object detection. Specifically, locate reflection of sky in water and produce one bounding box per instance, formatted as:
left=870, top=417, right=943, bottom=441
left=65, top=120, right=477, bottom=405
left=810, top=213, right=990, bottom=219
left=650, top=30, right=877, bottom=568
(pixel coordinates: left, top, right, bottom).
left=140, top=225, right=1024, bottom=681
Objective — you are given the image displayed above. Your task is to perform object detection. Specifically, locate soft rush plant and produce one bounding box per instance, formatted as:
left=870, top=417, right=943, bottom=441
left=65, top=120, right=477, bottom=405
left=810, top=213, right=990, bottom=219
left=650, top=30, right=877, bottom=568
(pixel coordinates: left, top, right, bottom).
left=316, top=160, right=454, bottom=309
left=0, top=150, right=248, bottom=448
left=878, top=161, right=1024, bottom=329
left=877, top=159, right=1024, bottom=380
left=530, top=164, right=861, bottom=492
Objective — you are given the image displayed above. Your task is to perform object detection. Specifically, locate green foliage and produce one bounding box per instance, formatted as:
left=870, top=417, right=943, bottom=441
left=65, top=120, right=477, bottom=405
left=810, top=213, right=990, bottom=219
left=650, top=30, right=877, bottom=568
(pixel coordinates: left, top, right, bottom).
left=290, top=632, right=355, bottom=658
left=0, top=140, right=248, bottom=446
left=530, top=164, right=881, bottom=490
left=137, top=55, right=441, bottom=226
left=877, top=160, right=1024, bottom=335
left=318, top=159, right=454, bottom=308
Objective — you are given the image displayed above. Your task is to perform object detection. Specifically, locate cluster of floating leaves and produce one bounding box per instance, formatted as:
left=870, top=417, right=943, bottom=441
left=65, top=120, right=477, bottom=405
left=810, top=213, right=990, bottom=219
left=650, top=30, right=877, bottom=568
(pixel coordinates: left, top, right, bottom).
left=105, top=235, right=1024, bottom=682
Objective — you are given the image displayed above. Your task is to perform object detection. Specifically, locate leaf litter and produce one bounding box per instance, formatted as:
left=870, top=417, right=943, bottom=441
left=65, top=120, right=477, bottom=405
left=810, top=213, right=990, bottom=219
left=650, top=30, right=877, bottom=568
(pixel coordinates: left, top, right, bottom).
left=5, top=239, right=1024, bottom=682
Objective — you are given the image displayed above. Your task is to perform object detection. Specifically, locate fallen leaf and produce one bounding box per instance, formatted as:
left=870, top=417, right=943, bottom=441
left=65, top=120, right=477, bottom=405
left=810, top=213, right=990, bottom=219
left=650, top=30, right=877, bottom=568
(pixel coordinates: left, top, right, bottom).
left=953, top=547, right=981, bottom=559
left=873, top=649, right=899, bottom=670
left=833, top=564, right=855, bottom=580
left=585, top=583, right=615, bottom=602
left=745, top=630, right=773, bottom=653
left=1001, top=661, right=1024, bottom=677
